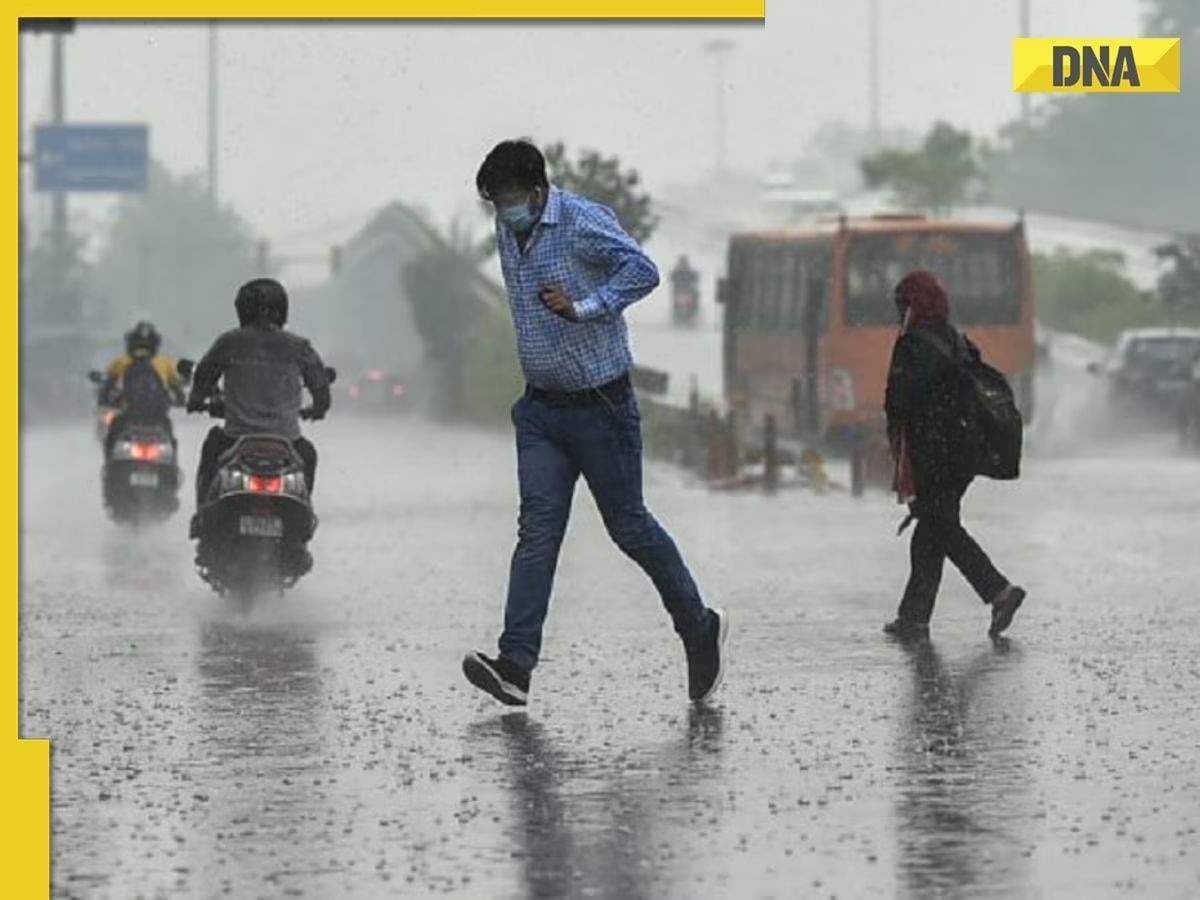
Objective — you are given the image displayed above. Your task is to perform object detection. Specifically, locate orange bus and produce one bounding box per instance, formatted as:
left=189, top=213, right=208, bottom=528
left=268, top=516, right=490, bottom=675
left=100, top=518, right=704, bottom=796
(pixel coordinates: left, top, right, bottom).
left=717, top=214, right=1035, bottom=449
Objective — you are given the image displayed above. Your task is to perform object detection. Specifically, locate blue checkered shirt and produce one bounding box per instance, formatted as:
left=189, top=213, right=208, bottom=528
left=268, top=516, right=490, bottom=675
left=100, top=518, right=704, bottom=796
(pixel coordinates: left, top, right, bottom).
left=494, top=187, right=659, bottom=391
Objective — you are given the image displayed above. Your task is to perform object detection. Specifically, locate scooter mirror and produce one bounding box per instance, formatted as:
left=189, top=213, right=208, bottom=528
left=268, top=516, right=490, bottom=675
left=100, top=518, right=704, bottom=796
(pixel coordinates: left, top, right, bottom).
left=87, top=370, right=104, bottom=385
left=177, top=358, right=195, bottom=379
left=325, top=366, right=338, bottom=385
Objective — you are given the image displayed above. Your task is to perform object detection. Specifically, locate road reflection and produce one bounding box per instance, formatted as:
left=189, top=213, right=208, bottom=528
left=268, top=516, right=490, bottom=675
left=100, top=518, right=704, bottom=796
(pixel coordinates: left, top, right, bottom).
left=191, top=620, right=327, bottom=893
left=893, top=639, right=1030, bottom=898
left=473, top=704, right=725, bottom=899
left=100, top=529, right=182, bottom=593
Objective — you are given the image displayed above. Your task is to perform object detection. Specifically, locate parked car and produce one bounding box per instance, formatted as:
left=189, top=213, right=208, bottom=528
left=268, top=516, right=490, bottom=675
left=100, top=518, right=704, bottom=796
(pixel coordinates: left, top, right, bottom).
left=1089, top=327, right=1200, bottom=427
left=343, top=369, right=413, bottom=414
left=1180, top=354, right=1200, bottom=452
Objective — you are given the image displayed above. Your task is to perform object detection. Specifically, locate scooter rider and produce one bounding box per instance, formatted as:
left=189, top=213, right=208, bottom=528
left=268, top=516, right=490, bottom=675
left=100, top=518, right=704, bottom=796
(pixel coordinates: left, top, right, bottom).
left=101, top=321, right=186, bottom=455
left=186, top=278, right=331, bottom=525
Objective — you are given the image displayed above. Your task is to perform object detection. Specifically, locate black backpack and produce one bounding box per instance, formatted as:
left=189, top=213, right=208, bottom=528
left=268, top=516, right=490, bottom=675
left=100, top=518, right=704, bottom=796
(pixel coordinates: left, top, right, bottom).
left=120, top=354, right=172, bottom=422
left=910, top=328, right=1023, bottom=480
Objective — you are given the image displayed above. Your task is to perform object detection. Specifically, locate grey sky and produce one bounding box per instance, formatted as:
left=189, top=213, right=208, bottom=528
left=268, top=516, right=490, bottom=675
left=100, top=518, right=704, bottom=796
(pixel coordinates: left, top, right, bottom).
left=22, top=3, right=1143, bottom=267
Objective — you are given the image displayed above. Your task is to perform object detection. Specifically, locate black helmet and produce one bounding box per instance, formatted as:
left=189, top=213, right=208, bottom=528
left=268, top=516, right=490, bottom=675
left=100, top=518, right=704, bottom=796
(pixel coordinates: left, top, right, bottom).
left=235, top=277, right=289, bottom=328
left=125, top=321, right=161, bottom=356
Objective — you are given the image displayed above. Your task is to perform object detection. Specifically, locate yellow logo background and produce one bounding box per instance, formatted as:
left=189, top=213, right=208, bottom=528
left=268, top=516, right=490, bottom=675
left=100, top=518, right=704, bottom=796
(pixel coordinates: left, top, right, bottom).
left=1013, top=38, right=1180, bottom=93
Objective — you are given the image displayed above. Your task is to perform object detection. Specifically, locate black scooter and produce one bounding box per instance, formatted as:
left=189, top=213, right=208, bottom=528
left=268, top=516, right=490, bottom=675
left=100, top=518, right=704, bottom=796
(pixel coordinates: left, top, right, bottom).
left=179, top=359, right=334, bottom=602
left=88, top=370, right=183, bottom=524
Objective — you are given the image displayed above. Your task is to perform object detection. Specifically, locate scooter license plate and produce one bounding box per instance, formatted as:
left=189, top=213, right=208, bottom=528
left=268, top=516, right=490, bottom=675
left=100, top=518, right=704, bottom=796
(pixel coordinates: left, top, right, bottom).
left=239, top=515, right=283, bottom=538
left=129, top=470, right=160, bottom=488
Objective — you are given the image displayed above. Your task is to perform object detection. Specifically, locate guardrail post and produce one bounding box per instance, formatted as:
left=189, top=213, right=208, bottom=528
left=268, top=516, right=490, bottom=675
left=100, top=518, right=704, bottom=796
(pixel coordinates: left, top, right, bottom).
left=763, top=414, right=779, bottom=495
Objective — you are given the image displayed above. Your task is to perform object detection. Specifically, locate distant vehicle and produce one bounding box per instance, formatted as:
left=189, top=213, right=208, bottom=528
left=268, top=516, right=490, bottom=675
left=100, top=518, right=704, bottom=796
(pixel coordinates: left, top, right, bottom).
left=717, top=213, right=1036, bottom=452
left=1089, top=327, right=1200, bottom=426
left=759, top=174, right=842, bottom=224
left=1181, top=354, right=1200, bottom=452
left=344, top=369, right=413, bottom=414
left=87, top=369, right=182, bottom=523
left=669, top=256, right=701, bottom=326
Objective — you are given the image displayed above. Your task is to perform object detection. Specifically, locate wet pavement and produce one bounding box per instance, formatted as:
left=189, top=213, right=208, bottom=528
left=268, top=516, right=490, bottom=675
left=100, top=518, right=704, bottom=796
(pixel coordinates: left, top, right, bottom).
left=19, top=409, right=1200, bottom=898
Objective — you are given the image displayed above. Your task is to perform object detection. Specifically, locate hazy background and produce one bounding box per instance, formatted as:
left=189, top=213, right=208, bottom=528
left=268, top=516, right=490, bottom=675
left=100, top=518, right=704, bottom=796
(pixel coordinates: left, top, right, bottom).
left=21, top=4, right=1143, bottom=261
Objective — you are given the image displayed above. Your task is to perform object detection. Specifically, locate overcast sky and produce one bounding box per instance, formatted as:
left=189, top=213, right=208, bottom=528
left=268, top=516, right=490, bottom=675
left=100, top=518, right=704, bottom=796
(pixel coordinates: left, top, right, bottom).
left=21, top=2, right=1144, bottom=265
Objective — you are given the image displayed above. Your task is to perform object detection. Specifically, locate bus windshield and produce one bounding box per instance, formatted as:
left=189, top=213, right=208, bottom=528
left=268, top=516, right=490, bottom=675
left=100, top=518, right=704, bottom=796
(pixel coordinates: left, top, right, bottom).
left=844, top=231, right=1021, bottom=327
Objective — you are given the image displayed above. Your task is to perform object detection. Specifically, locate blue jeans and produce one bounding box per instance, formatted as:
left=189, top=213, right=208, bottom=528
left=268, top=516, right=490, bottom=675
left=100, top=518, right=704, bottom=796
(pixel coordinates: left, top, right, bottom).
left=499, top=391, right=712, bottom=672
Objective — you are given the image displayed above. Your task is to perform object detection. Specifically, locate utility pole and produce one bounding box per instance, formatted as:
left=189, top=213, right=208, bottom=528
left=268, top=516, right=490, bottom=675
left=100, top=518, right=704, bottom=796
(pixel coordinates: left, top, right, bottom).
left=207, top=21, right=219, bottom=203
left=868, top=0, right=881, bottom=149
left=1019, top=0, right=1031, bottom=124
left=704, top=39, right=733, bottom=176
left=18, top=29, right=26, bottom=308
left=50, top=30, right=68, bottom=317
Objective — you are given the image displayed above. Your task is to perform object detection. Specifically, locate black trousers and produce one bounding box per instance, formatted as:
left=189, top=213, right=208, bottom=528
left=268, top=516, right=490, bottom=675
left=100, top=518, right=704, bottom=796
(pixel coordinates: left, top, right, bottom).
left=196, top=427, right=317, bottom=506
left=896, top=480, right=1007, bottom=624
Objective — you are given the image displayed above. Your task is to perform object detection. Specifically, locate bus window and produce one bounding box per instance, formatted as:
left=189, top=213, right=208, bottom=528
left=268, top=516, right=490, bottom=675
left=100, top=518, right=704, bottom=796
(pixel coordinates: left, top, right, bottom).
left=728, top=245, right=757, bottom=329
left=787, top=246, right=831, bottom=332
left=757, top=247, right=785, bottom=331
left=747, top=245, right=771, bottom=329
left=844, top=232, right=1021, bottom=327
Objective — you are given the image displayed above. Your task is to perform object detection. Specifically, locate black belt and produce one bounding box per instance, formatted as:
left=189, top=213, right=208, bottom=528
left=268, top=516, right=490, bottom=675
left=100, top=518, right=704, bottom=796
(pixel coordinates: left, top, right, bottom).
left=526, top=373, right=631, bottom=408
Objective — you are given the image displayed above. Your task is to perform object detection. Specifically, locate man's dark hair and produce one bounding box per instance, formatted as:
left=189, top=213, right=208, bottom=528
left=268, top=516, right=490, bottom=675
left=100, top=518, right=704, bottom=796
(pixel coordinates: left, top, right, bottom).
left=476, top=139, right=549, bottom=200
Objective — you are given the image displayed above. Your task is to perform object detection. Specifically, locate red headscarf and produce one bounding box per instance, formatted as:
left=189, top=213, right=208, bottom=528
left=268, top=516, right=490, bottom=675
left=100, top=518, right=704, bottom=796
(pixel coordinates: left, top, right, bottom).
left=892, top=270, right=951, bottom=514
left=896, top=269, right=950, bottom=332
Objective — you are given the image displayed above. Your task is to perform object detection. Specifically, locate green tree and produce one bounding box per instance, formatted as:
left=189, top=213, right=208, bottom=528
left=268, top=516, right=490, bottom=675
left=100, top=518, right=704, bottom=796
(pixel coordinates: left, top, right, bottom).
left=1144, top=0, right=1200, bottom=36
left=1155, top=234, right=1200, bottom=320
left=859, top=121, right=986, bottom=210
left=988, top=0, right=1198, bottom=232
left=1033, top=249, right=1156, bottom=343
left=401, top=224, right=518, bottom=423
left=543, top=142, right=659, bottom=243
left=22, top=226, right=91, bottom=330
left=91, top=162, right=260, bottom=350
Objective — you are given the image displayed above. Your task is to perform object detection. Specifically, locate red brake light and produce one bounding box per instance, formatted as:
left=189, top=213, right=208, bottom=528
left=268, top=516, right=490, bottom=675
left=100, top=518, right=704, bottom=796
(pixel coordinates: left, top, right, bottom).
left=367, top=370, right=385, bottom=382
left=130, top=442, right=160, bottom=460
left=391, top=384, right=407, bottom=397
left=247, top=475, right=283, bottom=494
left=349, top=385, right=362, bottom=398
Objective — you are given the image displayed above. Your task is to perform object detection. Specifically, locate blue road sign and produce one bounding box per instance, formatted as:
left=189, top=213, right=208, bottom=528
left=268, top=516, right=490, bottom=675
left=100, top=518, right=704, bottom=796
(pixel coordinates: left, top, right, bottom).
left=34, top=124, right=149, bottom=193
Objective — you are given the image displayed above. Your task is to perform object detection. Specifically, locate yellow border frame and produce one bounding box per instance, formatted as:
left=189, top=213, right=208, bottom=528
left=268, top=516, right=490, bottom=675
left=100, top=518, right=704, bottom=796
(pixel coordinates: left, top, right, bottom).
left=9, top=6, right=764, bottom=896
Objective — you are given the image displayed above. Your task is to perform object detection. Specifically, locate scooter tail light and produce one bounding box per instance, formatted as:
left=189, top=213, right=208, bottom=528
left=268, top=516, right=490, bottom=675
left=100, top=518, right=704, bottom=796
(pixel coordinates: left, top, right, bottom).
left=247, top=475, right=283, bottom=494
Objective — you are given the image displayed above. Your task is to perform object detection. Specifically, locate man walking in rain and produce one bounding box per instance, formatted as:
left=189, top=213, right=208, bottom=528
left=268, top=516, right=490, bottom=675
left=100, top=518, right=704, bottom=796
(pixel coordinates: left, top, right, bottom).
left=462, top=139, right=728, bottom=707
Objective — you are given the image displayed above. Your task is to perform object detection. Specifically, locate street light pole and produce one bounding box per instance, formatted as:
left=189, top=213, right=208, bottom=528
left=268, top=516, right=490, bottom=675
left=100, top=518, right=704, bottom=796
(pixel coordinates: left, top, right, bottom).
left=868, top=0, right=881, bottom=148
left=49, top=31, right=70, bottom=322
left=1019, top=0, right=1031, bottom=124
left=207, top=21, right=219, bottom=203
left=704, top=39, right=733, bottom=176
left=18, top=30, right=26, bottom=307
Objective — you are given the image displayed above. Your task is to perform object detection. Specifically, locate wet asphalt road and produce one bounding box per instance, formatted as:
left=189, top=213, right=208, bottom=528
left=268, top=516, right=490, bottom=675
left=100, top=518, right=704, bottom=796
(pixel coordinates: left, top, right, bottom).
left=19, top=407, right=1200, bottom=899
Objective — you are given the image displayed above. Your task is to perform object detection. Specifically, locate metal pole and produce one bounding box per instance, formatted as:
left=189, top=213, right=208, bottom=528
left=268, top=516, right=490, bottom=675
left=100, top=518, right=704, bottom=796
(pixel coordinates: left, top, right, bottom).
left=18, top=31, right=26, bottom=307
left=715, top=49, right=726, bottom=173
left=207, top=21, right=219, bottom=202
left=1019, top=0, right=1031, bottom=124
left=704, top=40, right=733, bottom=175
left=868, top=0, right=881, bottom=147
left=50, top=31, right=67, bottom=314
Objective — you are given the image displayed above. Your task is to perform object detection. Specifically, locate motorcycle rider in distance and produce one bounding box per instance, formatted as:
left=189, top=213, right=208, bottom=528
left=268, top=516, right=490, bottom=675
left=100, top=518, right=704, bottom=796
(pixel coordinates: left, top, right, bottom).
left=186, top=278, right=331, bottom=531
left=101, top=321, right=186, bottom=455
left=669, top=255, right=701, bottom=323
